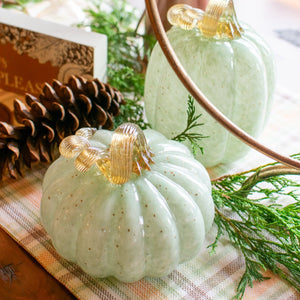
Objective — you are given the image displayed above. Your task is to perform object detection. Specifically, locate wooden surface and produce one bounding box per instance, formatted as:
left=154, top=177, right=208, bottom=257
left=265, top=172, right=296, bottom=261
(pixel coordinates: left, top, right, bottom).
left=0, top=227, right=76, bottom=300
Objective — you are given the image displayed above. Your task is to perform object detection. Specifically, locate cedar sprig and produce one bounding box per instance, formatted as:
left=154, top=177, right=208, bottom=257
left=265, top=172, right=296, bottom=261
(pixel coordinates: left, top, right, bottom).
left=172, top=95, right=207, bottom=155
left=211, top=163, right=300, bottom=299
left=83, top=0, right=156, bottom=129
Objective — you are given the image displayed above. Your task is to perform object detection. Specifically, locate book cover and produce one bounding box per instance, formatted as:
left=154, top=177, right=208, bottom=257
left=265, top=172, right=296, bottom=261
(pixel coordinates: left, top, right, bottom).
left=0, top=8, right=107, bottom=121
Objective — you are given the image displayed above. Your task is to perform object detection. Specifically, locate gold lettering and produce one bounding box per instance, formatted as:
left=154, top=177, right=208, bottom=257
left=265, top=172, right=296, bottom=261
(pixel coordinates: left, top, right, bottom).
left=14, top=75, right=24, bottom=90
left=35, top=82, right=43, bottom=94
left=24, top=80, right=35, bottom=94
left=0, top=71, right=8, bottom=85
left=0, top=57, right=8, bottom=70
left=0, top=71, right=44, bottom=95
left=0, top=71, right=12, bottom=87
left=0, top=71, right=13, bottom=87
left=4, top=72, right=9, bottom=86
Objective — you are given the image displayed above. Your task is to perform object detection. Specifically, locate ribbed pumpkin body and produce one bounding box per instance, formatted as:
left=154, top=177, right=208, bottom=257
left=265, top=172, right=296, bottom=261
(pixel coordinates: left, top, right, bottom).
left=144, top=25, right=275, bottom=167
left=41, top=129, right=214, bottom=282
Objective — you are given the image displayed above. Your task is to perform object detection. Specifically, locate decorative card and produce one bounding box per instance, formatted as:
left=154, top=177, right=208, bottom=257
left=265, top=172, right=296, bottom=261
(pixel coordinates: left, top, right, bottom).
left=0, top=8, right=107, bottom=121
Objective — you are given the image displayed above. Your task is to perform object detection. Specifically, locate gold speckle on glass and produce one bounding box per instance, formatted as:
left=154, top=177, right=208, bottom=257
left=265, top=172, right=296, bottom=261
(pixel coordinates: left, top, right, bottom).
left=167, top=0, right=243, bottom=39
left=59, top=123, right=154, bottom=185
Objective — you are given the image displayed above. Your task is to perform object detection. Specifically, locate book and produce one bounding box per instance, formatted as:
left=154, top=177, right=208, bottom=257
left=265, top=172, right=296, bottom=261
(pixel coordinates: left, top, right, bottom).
left=0, top=8, right=107, bottom=121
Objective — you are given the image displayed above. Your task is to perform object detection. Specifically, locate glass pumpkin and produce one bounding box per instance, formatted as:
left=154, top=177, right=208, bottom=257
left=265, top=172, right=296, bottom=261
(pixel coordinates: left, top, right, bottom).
left=144, top=1, right=276, bottom=167
left=40, top=123, right=214, bottom=283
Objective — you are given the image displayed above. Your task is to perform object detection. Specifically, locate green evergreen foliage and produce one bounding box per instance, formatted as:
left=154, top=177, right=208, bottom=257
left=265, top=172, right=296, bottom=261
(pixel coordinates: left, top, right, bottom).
left=172, top=95, right=207, bottom=155
left=212, top=163, right=300, bottom=298
left=84, top=0, right=155, bottom=129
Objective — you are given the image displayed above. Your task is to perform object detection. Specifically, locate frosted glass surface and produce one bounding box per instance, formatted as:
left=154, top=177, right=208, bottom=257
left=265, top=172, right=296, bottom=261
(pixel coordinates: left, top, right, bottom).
left=41, top=129, right=214, bottom=282
left=144, top=26, right=275, bottom=167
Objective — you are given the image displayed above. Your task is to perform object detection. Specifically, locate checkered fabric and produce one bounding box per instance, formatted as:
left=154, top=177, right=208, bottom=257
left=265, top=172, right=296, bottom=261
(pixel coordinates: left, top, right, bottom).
left=0, top=89, right=299, bottom=299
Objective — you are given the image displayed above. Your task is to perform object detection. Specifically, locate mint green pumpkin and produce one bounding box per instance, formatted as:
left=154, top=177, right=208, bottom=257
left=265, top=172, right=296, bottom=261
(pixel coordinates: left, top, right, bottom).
left=144, top=23, right=275, bottom=167
left=40, top=127, right=214, bottom=283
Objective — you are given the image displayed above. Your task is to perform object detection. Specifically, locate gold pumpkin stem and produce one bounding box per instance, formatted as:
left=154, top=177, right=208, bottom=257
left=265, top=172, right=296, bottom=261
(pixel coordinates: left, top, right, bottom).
left=108, top=123, right=154, bottom=184
left=168, top=0, right=243, bottom=39
left=59, top=123, right=154, bottom=185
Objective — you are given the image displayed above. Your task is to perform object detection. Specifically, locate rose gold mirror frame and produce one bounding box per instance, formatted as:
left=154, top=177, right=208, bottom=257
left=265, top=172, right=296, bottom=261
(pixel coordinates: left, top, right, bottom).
left=145, top=0, right=300, bottom=170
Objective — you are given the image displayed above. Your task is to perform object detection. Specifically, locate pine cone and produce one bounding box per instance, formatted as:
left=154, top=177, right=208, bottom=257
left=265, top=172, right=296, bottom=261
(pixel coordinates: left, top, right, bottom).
left=0, top=75, right=125, bottom=180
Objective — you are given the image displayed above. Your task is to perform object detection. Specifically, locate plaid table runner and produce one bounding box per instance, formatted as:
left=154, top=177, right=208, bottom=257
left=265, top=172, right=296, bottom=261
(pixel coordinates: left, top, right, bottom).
left=0, top=89, right=299, bottom=299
